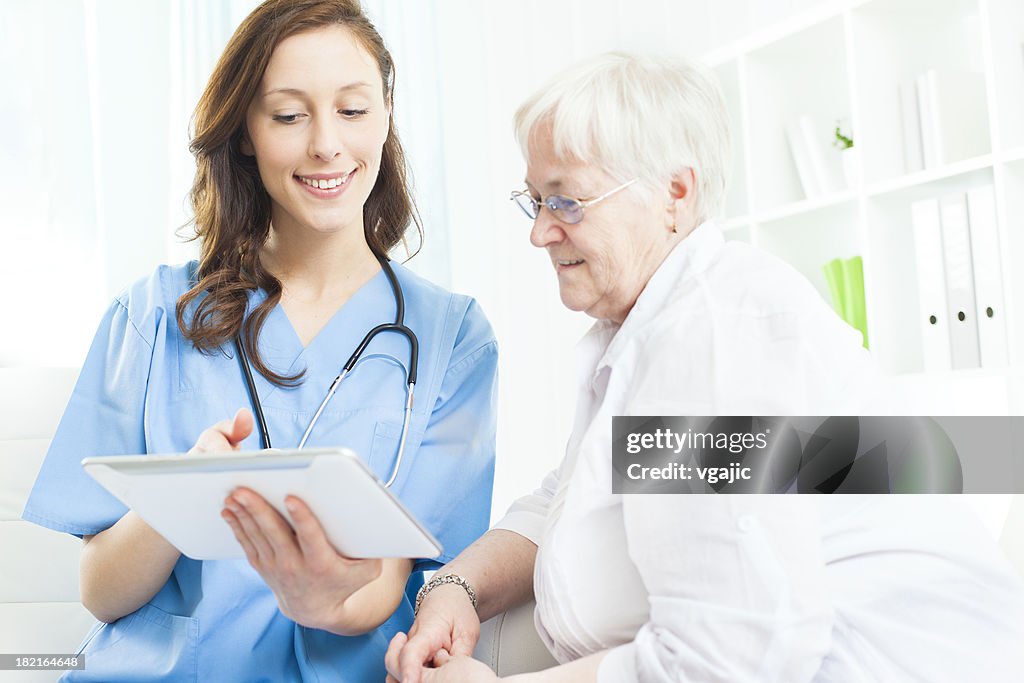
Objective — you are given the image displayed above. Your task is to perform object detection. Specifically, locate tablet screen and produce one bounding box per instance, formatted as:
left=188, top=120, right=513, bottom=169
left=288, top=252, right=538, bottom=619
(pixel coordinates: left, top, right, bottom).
left=82, top=448, right=442, bottom=561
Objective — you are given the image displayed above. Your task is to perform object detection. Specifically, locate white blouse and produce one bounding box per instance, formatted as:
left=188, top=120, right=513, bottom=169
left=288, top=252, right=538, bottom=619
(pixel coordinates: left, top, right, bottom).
left=495, top=221, right=1024, bottom=682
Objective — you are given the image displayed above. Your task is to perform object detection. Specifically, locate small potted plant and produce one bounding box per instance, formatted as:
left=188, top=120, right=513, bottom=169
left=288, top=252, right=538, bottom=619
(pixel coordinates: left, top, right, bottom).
left=833, top=121, right=858, bottom=187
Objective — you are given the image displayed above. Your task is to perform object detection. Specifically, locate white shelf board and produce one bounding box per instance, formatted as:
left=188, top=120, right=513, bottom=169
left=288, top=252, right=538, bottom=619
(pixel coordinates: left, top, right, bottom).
left=886, top=368, right=1015, bottom=415
left=703, top=0, right=869, bottom=67
left=864, top=154, right=994, bottom=199
left=892, top=366, right=1019, bottom=382
left=1000, top=146, right=1024, bottom=164
left=752, top=189, right=858, bottom=225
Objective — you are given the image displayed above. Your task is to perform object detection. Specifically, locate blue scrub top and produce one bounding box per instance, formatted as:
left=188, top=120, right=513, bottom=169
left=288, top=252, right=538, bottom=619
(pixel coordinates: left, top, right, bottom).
left=23, top=261, right=498, bottom=682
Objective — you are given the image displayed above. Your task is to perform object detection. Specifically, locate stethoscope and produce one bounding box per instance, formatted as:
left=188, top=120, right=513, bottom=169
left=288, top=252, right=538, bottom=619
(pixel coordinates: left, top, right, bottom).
left=234, top=252, right=418, bottom=488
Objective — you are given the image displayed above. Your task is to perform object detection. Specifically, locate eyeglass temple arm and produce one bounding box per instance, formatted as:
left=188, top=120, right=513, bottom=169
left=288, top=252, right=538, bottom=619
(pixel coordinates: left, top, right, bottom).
left=580, top=178, right=638, bottom=207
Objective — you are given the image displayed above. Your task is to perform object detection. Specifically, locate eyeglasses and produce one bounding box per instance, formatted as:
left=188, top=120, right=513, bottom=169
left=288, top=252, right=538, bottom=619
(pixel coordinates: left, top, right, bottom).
left=509, top=178, right=638, bottom=225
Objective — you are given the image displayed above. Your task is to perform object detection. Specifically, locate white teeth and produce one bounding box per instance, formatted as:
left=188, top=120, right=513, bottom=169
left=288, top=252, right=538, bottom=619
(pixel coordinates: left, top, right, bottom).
left=558, top=259, right=583, bottom=266
left=299, top=171, right=352, bottom=190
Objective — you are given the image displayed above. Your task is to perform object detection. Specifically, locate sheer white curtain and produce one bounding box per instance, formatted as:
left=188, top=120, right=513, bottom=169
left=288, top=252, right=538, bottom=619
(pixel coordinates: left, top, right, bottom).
left=362, top=1, right=451, bottom=285
left=0, top=1, right=245, bottom=367
left=166, top=0, right=251, bottom=266
left=0, top=1, right=104, bottom=367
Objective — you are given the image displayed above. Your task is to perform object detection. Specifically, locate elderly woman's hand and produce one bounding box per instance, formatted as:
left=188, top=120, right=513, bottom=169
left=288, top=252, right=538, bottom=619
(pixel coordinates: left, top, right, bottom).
left=384, top=583, right=482, bottom=683
left=221, top=488, right=388, bottom=634
left=386, top=652, right=498, bottom=683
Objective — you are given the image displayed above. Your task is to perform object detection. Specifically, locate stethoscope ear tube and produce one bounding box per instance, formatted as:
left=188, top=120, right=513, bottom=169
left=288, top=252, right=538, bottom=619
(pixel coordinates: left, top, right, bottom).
left=371, top=250, right=419, bottom=386
left=236, top=336, right=273, bottom=450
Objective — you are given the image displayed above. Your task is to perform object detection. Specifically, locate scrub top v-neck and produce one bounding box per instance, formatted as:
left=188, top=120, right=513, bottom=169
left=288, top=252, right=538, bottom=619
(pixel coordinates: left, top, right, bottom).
left=23, top=260, right=498, bottom=682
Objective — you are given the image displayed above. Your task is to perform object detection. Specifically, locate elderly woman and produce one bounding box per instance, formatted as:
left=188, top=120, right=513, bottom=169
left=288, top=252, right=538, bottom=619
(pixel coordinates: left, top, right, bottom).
left=385, top=53, right=1024, bottom=682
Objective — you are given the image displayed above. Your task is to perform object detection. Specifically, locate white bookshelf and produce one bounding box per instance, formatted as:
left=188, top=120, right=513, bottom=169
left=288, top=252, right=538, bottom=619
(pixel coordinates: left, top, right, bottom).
left=709, top=0, right=1024, bottom=413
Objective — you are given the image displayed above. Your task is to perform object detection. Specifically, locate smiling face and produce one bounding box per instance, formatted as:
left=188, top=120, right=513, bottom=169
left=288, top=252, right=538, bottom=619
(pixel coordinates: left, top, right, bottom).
left=525, top=126, right=677, bottom=324
left=243, top=26, right=389, bottom=239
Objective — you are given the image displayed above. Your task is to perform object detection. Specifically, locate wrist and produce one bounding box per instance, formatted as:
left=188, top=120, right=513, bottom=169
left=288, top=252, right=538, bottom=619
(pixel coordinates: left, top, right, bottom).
left=415, top=573, right=478, bottom=617
left=313, top=591, right=391, bottom=637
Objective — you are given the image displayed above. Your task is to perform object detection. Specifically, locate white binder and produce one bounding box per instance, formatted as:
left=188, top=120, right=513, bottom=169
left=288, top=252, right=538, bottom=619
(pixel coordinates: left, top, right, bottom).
left=785, top=117, right=823, bottom=198
left=785, top=115, right=843, bottom=198
left=911, top=198, right=951, bottom=371
left=966, top=185, right=1009, bottom=367
left=916, top=72, right=939, bottom=169
left=917, top=70, right=989, bottom=168
left=900, top=78, right=924, bottom=173
left=938, top=193, right=981, bottom=369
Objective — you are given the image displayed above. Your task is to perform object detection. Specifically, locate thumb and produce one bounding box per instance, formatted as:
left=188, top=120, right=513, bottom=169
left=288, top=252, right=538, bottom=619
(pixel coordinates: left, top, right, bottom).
left=227, top=408, right=254, bottom=446
left=449, top=635, right=475, bottom=658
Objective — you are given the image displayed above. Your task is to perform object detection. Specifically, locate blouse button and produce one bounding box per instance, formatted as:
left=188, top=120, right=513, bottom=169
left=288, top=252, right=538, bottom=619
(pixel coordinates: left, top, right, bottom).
left=737, top=515, right=756, bottom=532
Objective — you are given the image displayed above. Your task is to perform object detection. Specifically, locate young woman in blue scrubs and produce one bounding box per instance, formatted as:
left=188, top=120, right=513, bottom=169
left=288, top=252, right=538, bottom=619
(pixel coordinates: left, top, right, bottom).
left=22, top=1, right=497, bottom=680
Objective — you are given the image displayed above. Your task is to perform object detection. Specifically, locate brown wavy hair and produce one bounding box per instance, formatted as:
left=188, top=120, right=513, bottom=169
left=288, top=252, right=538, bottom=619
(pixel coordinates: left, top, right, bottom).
left=176, top=0, right=420, bottom=386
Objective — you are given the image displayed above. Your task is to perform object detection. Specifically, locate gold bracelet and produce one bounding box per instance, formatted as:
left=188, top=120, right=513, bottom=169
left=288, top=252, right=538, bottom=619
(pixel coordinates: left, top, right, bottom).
left=414, top=573, right=478, bottom=617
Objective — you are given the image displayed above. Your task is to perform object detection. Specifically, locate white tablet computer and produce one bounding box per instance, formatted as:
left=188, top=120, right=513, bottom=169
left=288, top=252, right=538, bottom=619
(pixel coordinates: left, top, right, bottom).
left=81, top=448, right=442, bottom=561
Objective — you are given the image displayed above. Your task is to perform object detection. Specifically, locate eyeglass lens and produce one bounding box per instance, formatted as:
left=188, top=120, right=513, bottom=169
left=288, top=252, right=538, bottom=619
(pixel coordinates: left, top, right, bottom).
left=546, top=195, right=584, bottom=224
left=512, top=192, right=587, bottom=224
left=512, top=193, right=539, bottom=219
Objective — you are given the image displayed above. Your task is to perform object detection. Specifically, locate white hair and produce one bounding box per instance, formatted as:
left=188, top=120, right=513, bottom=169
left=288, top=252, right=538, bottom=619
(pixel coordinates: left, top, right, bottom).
left=514, top=52, right=731, bottom=222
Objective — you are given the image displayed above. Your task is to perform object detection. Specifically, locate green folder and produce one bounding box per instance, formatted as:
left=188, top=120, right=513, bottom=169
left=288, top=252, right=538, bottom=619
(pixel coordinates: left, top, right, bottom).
left=822, top=256, right=869, bottom=349
left=823, top=258, right=846, bottom=319
left=843, top=256, right=868, bottom=349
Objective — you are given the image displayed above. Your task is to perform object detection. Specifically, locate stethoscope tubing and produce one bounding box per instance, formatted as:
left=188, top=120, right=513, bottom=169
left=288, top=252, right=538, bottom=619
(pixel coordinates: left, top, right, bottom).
left=233, top=252, right=418, bottom=488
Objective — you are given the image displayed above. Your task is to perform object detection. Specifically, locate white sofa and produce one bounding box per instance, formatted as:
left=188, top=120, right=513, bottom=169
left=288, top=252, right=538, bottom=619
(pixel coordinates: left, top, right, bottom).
left=473, top=599, right=558, bottom=676
left=0, top=368, right=95, bottom=683
left=1004, top=495, right=1024, bottom=575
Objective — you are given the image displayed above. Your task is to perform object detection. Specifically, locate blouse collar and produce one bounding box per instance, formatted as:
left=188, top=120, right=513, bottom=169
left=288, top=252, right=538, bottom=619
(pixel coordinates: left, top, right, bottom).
left=580, top=219, right=726, bottom=383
